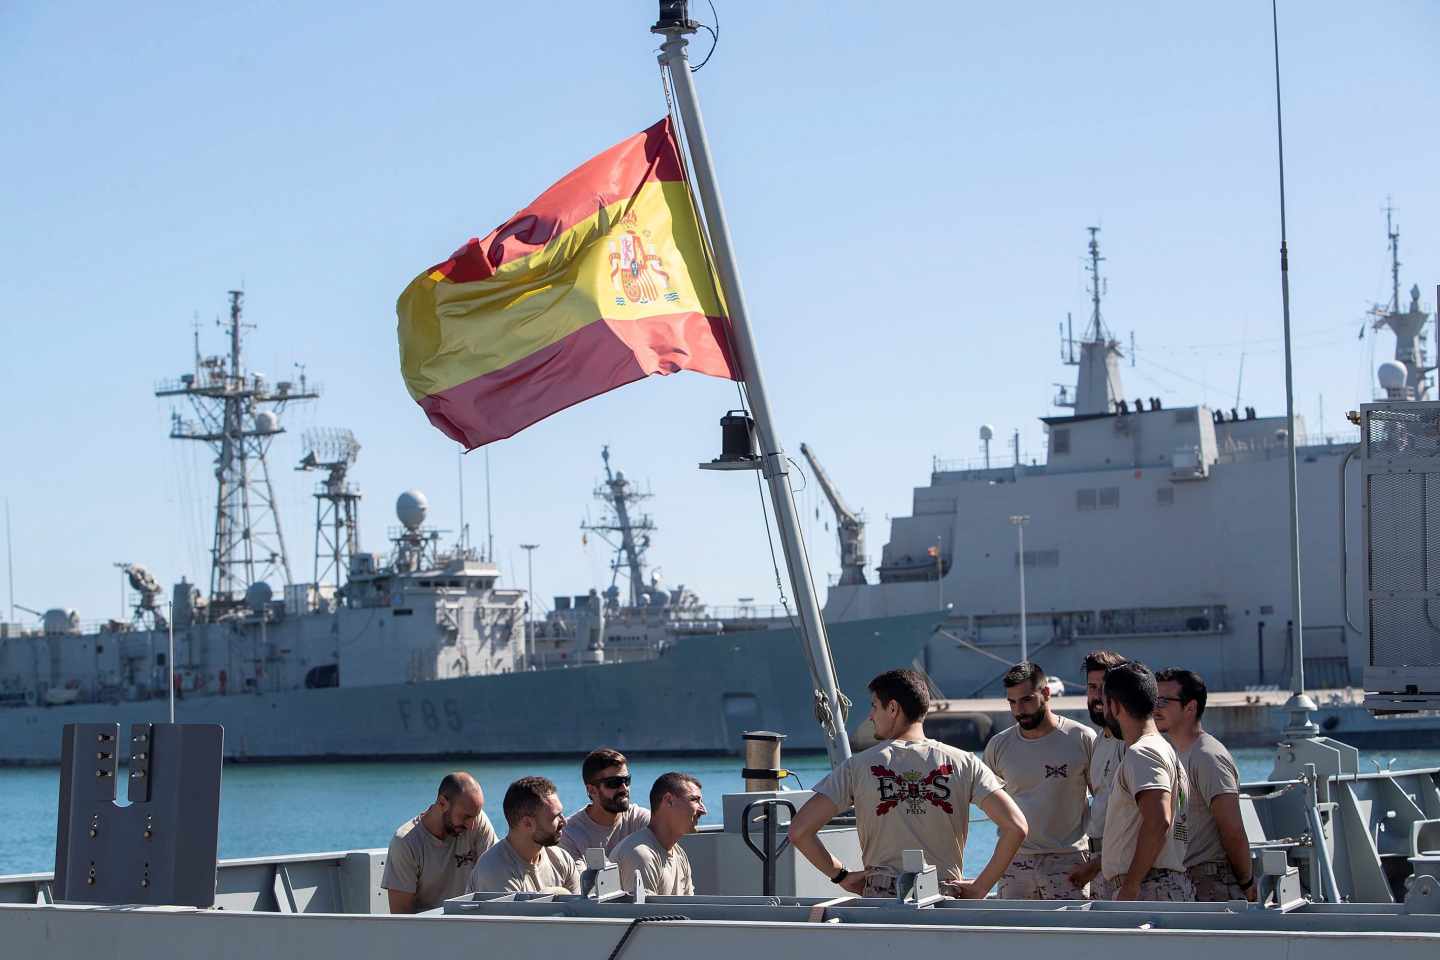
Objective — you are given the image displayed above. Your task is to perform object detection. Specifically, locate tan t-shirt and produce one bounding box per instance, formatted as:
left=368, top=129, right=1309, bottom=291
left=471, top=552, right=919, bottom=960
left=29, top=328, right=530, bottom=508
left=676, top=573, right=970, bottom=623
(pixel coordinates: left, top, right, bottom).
left=612, top=826, right=694, bottom=895
left=381, top=812, right=498, bottom=910
left=1101, top=733, right=1189, bottom=880
left=558, top=804, right=651, bottom=859
left=814, top=738, right=1002, bottom=884
left=1088, top=732, right=1127, bottom=841
left=983, top=715, right=1096, bottom=854
left=465, top=837, right=581, bottom=894
left=1179, top=731, right=1241, bottom=869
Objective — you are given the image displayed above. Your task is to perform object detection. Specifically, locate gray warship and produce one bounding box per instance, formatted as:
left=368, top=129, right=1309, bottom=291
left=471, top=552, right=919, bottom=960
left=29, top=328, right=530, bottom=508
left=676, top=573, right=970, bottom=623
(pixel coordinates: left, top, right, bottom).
left=820, top=219, right=1436, bottom=737
left=0, top=292, right=936, bottom=765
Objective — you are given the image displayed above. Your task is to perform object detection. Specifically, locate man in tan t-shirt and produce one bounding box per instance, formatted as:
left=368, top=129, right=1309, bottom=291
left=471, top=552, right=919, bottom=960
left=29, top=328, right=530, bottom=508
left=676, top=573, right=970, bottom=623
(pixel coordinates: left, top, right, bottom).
left=790, top=668, right=1028, bottom=898
left=558, top=747, right=651, bottom=859
left=984, top=661, right=1097, bottom=899
left=1099, top=662, right=1193, bottom=901
left=612, top=772, right=703, bottom=895
left=1075, top=649, right=1128, bottom=899
left=1155, top=668, right=1257, bottom=902
left=466, top=776, right=581, bottom=895
left=381, top=772, right=498, bottom=912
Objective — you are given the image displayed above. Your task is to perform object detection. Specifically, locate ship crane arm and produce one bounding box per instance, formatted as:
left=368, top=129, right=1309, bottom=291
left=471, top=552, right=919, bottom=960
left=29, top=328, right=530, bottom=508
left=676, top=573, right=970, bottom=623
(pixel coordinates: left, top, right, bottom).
left=799, top=443, right=867, bottom=586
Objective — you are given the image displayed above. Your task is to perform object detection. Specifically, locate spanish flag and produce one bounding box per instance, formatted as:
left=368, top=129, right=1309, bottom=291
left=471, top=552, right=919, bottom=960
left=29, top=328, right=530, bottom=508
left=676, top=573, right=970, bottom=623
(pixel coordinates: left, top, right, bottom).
left=397, top=118, right=738, bottom=449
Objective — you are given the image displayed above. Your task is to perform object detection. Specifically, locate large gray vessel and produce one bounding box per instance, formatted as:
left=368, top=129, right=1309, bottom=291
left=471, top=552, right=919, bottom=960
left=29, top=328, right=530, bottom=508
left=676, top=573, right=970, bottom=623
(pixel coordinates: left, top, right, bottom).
left=0, top=293, right=935, bottom=764
left=820, top=221, right=1433, bottom=716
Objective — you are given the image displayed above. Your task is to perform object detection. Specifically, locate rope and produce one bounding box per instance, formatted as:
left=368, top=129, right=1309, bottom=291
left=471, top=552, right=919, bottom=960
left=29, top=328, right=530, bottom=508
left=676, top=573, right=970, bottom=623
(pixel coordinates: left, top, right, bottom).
left=604, top=915, right=689, bottom=960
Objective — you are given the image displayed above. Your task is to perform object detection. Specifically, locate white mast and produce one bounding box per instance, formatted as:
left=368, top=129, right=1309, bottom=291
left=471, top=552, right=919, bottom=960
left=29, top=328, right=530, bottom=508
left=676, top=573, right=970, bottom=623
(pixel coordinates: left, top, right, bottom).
left=653, top=5, right=852, bottom=764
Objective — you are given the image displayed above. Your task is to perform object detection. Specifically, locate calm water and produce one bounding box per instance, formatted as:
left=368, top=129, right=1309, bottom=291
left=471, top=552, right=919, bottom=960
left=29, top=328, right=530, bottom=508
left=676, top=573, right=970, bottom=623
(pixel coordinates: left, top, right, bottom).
left=4, top=747, right=1438, bottom=877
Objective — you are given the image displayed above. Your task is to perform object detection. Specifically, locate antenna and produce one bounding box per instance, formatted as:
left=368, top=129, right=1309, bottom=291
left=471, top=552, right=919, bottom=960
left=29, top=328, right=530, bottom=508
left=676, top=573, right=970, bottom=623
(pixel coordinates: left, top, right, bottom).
left=297, top=428, right=361, bottom=594
left=5, top=498, right=12, bottom=626
left=1269, top=0, right=1312, bottom=731
left=1085, top=227, right=1108, bottom=342
left=484, top=448, right=494, bottom=563
left=457, top=449, right=466, bottom=551
left=1129, top=331, right=1136, bottom=367
left=1386, top=197, right=1401, bottom=315
left=1234, top=352, right=1246, bottom=409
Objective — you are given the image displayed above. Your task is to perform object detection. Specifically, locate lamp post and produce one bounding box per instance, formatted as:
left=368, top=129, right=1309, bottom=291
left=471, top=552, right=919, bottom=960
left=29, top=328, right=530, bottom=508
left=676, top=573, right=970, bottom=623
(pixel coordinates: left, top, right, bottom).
left=1009, top=516, right=1030, bottom=662
left=520, top=544, right=539, bottom=662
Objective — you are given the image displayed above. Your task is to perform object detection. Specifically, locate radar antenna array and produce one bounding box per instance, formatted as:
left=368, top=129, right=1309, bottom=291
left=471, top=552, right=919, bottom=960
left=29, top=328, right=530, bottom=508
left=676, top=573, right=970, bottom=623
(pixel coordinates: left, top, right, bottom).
left=297, top=428, right=362, bottom=594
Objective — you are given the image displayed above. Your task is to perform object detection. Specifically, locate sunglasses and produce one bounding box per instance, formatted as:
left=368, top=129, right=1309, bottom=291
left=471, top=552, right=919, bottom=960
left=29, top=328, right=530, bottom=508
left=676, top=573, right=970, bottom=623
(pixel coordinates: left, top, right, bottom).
left=591, top=775, right=631, bottom=790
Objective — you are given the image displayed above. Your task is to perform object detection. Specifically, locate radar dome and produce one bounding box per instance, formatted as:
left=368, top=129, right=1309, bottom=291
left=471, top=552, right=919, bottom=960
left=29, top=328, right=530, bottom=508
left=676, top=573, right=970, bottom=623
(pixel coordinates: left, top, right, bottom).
left=979, top=424, right=994, bottom=441
left=396, top=489, right=429, bottom=531
left=254, top=411, right=279, bottom=434
left=245, top=581, right=273, bottom=613
left=1378, top=361, right=1409, bottom=391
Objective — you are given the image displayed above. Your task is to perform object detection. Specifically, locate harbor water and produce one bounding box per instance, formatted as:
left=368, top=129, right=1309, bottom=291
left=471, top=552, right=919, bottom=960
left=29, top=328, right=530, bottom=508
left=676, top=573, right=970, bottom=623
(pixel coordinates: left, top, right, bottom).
left=4, top=747, right=1439, bottom=878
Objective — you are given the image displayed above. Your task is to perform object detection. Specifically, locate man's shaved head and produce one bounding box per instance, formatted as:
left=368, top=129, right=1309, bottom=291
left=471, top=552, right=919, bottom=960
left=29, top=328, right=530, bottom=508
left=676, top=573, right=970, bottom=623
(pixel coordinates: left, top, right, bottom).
left=438, top=771, right=483, bottom=803
left=434, top=772, right=485, bottom=837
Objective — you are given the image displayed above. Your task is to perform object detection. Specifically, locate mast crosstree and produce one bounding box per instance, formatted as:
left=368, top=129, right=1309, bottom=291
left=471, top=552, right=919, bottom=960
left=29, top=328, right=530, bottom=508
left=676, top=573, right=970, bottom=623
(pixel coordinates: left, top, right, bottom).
left=156, top=291, right=319, bottom=612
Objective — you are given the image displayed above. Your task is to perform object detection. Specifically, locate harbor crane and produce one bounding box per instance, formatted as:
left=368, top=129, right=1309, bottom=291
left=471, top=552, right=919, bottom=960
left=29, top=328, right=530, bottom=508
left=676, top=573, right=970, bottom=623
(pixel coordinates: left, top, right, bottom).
left=798, top=443, right=867, bottom=586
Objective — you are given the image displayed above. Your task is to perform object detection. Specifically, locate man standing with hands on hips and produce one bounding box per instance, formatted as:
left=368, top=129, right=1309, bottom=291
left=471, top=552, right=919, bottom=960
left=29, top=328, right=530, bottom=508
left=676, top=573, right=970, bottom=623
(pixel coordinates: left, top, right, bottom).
left=789, top=668, right=1028, bottom=898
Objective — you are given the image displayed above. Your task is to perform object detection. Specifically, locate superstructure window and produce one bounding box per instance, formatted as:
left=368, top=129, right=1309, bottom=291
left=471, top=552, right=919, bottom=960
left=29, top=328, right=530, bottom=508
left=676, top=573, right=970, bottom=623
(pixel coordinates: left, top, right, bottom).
left=1156, top=487, right=1174, bottom=505
left=1076, top=489, right=1097, bottom=511
left=1098, top=486, right=1120, bottom=509
left=1052, top=428, right=1071, bottom=455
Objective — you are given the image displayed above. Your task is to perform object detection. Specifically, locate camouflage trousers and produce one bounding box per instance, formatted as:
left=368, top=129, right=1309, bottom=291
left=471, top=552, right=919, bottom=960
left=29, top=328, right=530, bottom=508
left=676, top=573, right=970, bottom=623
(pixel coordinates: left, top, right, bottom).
left=997, top=851, right=1091, bottom=900
left=1188, top=860, right=1248, bottom=902
left=1099, top=867, right=1195, bottom=901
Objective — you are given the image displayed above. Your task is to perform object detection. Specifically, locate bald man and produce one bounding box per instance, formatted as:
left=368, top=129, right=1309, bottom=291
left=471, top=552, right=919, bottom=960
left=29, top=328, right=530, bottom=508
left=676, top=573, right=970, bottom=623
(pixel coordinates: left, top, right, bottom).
left=382, top=772, right=498, bottom=913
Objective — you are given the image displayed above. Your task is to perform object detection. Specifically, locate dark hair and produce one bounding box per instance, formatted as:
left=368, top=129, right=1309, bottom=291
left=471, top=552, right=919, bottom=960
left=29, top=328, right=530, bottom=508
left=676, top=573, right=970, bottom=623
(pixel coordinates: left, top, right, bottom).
left=1103, top=662, right=1158, bottom=721
left=502, top=776, right=557, bottom=826
left=1002, top=661, right=1046, bottom=690
left=1155, top=667, right=1208, bottom=720
left=582, top=748, right=628, bottom=784
left=1083, top=650, right=1128, bottom=675
left=438, top=772, right=476, bottom=802
left=649, top=772, right=701, bottom=811
left=868, top=668, right=930, bottom=722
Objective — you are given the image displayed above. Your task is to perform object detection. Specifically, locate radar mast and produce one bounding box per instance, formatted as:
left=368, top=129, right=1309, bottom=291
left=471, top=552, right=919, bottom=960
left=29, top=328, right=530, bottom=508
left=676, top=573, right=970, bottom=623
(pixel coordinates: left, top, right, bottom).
left=157, top=291, right=319, bottom=613
left=581, top=447, right=656, bottom=608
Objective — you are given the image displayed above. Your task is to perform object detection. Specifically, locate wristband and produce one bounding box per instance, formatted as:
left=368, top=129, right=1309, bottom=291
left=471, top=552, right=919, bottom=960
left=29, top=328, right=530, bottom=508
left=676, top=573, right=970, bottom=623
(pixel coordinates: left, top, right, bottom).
left=1239, top=875, right=1255, bottom=889
left=831, top=867, right=850, bottom=884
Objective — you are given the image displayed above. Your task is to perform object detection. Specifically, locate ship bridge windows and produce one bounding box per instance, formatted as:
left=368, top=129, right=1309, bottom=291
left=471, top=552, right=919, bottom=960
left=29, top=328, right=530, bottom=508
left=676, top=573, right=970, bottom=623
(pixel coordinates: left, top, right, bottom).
left=1016, top=549, right=1060, bottom=569
left=1052, top=428, right=1071, bottom=455
left=1075, top=486, right=1120, bottom=511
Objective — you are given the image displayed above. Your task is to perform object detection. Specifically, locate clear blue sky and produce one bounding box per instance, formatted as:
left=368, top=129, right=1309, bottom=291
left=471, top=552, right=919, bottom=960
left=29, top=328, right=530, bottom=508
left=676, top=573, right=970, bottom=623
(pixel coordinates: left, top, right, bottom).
left=2, top=1, right=1435, bottom=624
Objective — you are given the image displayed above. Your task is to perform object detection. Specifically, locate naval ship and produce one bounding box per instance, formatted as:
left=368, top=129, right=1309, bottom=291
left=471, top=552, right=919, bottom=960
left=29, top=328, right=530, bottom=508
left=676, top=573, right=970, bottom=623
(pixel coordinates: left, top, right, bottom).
left=0, top=292, right=936, bottom=765
left=820, top=221, right=1432, bottom=713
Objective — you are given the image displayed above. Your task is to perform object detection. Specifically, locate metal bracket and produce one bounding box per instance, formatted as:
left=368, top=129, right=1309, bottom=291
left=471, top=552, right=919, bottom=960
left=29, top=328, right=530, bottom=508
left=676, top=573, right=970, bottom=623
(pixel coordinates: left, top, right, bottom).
left=580, top=848, right=624, bottom=901
left=1404, top=873, right=1440, bottom=914
left=53, top=722, right=223, bottom=907
left=894, top=850, right=942, bottom=907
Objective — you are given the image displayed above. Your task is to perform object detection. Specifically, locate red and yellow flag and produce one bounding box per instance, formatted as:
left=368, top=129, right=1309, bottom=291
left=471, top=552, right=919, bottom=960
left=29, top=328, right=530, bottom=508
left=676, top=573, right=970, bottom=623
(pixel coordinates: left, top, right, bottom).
left=397, top=118, right=738, bottom=449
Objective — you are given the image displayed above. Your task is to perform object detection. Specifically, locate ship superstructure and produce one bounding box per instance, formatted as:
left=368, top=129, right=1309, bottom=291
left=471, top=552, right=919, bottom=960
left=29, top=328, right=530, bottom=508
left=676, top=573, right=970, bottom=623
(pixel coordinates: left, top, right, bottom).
left=824, top=222, right=1432, bottom=698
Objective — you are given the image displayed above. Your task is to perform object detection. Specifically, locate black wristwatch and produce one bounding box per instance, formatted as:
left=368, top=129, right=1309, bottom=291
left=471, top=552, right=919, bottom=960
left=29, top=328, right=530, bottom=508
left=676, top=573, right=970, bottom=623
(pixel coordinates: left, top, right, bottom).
left=1239, top=875, right=1256, bottom=890
left=831, top=867, right=850, bottom=884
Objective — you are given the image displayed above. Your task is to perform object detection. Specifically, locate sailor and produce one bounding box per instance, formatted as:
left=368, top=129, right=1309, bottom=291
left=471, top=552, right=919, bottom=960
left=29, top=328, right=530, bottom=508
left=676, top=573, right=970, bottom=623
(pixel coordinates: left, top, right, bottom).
left=1154, top=668, right=1258, bottom=902
left=789, top=668, right=1028, bottom=898
left=1098, top=662, right=1194, bottom=901
left=611, top=772, right=705, bottom=895
left=466, top=776, right=582, bottom=895
left=983, top=661, right=1097, bottom=899
left=558, top=747, right=651, bottom=859
left=1073, top=650, right=1129, bottom=899
left=381, top=772, right=498, bottom=913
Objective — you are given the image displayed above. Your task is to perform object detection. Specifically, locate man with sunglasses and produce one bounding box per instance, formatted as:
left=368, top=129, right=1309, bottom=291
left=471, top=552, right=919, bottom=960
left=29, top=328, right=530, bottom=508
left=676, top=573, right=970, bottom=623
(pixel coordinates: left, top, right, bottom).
left=1153, top=668, right=1257, bottom=902
left=558, top=748, right=651, bottom=859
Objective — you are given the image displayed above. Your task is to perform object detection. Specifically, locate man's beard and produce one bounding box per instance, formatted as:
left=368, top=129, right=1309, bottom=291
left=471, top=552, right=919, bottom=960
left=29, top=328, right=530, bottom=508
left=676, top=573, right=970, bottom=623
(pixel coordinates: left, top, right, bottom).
left=1088, top=700, right=1105, bottom=727
left=1103, top=710, right=1123, bottom=739
left=535, top=827, right=561, bottom=847
left=600, top=794, right=630, bottom=814
left=445, top=817, right=467, bottom=836
left=1014, top=709, right=1045, bottom=731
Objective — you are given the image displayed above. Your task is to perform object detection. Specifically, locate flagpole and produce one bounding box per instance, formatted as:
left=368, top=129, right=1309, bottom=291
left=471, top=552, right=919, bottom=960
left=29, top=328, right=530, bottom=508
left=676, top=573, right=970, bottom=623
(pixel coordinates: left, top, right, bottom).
left=653, top=10, right=852, bottom=765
